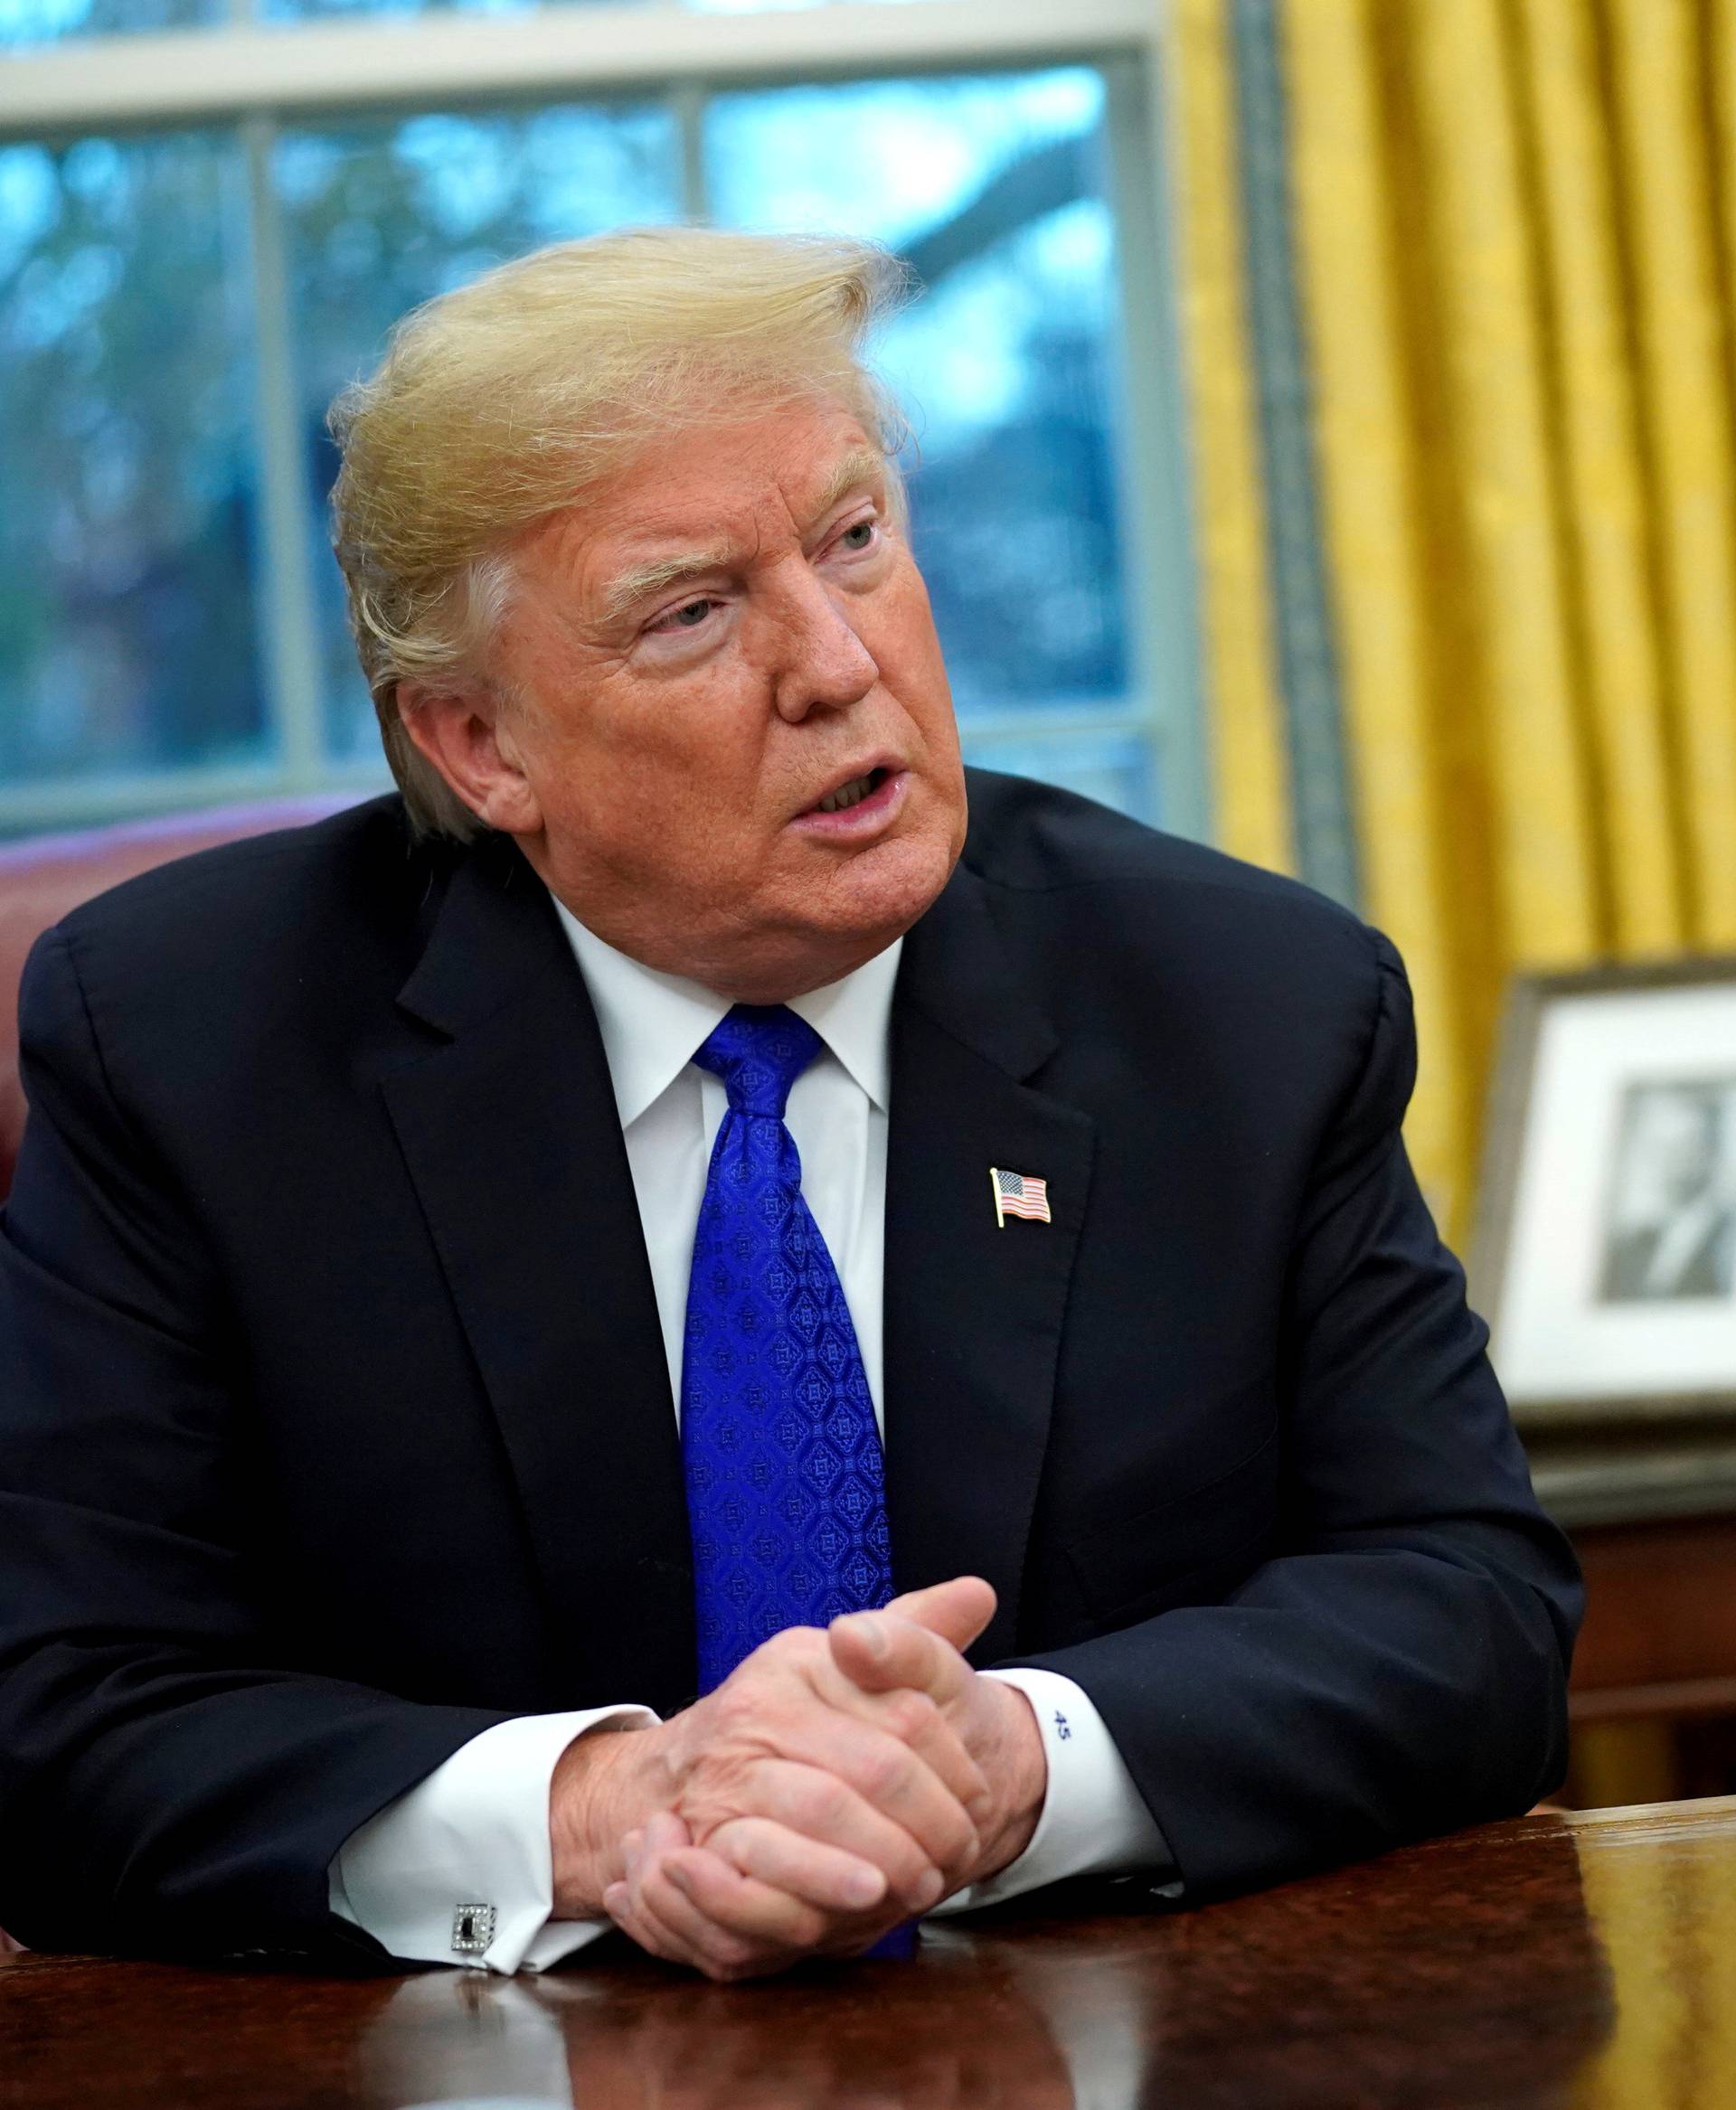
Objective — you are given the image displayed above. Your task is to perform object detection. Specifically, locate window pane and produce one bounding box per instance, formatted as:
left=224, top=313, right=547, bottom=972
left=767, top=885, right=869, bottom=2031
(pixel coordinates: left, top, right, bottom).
left=969, top=725, right=1156, bottom=820
left=705, top=70, right=1142, bottom=805
left=0, top=0, right=218, bottom=51
left=0, top=133, right=269, bottom=784
left=275, top=101, right=682, bottom=758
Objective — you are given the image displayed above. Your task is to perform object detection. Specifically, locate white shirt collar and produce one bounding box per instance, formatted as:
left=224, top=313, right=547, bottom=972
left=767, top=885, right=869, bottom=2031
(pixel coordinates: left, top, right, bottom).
left=552, top=895, right=901, bottom=1129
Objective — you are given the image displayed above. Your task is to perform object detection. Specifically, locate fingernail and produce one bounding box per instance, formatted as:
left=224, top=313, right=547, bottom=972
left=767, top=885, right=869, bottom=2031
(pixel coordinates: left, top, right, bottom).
left=914, top=1870, right=945, bottom=1910
left=848, top=1614, right=889, bottom=1659
left=666, top=1863, right=693, bottom=1894
left=844, top=1867, right=885, bottom=1908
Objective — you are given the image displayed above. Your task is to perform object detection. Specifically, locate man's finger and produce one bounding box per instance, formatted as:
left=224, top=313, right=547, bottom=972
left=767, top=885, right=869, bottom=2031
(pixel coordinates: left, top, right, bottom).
left=610, top=1870, right=763, bottom=1981
left=661, top=1845, right=835, bottom=1955
left=806, top=1670, right=992, bottom=1819
left=827, top=1607, right=974, bottom=1710
left=627, top=1808, right=688, bottom=1869
left=706, top=1813, right=889, bottom=1914
left=690, top=1756, right=952, bottom=1911
left=615, top=1818, right=788, bottom=1979
left=691, top=1715, right=980, bottom=1887
left=603, top=1880, right=686, bottom=1966
left=826, top=1575, right=995, bottom=1704
left=888, top=1575, right=996, bottom=1652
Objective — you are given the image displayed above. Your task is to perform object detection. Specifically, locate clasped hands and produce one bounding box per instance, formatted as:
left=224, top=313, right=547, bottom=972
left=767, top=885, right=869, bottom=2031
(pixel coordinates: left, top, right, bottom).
left=548, top=1576, right=1046, bottom=1981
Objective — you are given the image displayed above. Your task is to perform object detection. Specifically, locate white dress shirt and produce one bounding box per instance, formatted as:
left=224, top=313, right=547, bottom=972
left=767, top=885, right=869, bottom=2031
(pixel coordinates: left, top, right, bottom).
left=330, top=907, right=1165, bottom=1972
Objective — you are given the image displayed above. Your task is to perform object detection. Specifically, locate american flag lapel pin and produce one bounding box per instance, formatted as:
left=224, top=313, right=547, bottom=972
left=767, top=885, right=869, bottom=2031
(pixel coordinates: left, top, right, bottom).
left=990, top=1166, right=1052, bottom=1228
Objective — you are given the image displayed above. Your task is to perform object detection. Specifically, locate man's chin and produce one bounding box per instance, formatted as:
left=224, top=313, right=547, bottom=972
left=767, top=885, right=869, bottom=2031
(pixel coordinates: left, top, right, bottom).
left=699, top=833, right=958, bottom=1003
left=807, top=824, right=959, bottom=947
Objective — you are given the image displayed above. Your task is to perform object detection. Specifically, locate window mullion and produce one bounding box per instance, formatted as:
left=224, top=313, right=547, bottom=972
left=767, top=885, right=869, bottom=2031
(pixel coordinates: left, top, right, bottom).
left=0, top=1, right=1155, bottom=144
left=1103, top=48, right=1211, bottom=839
left=241, top=111, right=326, bottom=790
left=673, top=80, right=710, bottom=222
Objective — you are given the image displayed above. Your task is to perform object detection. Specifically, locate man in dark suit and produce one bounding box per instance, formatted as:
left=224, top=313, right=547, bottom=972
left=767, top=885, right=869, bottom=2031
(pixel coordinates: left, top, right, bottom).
left=1599, top=1086, right=1736, bottom=1303
left=0, top=229, right=1579, bottom=1980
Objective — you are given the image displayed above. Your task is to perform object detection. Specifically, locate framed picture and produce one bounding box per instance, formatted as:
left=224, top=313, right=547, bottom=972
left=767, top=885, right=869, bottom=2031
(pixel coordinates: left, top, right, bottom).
left=1473, top=957, right=1736, bottom=1424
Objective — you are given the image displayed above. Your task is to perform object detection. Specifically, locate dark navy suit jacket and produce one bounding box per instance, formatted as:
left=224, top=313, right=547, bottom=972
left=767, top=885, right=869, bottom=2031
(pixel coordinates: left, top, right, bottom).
left=0, top=769, right=1580, bottom=1960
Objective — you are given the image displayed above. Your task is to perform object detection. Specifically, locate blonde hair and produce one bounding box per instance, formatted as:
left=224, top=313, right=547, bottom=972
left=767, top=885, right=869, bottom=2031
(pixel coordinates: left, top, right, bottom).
left=328, top=226, right=912, bottom=839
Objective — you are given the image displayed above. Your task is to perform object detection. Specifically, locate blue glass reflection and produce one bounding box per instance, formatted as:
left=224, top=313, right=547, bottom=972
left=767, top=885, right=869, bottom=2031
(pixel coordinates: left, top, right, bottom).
left=959, top=726, right=1156, bottom=824
left=0, top=0, right=212, bottom=45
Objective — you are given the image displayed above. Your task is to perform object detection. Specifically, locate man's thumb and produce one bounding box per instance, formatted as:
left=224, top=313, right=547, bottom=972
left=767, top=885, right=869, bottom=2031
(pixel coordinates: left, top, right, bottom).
left=883, top=1574, right=996, bottom=1653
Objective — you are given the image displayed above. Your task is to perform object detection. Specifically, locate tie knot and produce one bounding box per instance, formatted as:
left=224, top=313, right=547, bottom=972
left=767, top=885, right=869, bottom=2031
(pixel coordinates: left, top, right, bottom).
left=693, top=1005, right=822, bottom=1119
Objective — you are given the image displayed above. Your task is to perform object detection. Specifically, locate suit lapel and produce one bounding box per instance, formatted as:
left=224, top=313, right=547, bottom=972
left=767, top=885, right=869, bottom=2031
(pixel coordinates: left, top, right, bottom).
left=381, top=840, right=695, bottom=1712
left=883, top=863, right=1095, bottom=1664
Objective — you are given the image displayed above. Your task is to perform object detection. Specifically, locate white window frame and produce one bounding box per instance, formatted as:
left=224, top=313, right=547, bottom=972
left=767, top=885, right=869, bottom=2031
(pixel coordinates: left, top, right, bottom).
left=0, top=0, right=1206, bottom=841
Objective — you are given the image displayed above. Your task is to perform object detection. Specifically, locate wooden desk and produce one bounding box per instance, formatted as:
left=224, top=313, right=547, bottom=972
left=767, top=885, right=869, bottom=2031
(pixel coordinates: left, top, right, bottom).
left=1523, top=1431, right=1736, bottom=1804
left=13, top=1797, right=1736, bottom=2107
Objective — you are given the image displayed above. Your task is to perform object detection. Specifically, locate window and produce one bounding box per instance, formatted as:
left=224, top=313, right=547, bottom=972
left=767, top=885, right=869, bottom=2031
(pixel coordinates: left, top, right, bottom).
left=0, top=0, right=1203, bottom=840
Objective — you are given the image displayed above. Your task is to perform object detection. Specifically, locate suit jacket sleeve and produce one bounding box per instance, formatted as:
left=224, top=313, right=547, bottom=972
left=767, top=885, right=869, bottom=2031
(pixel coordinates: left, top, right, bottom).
left=0, top=928, right=509, bottom=1962
left=1006, top=930, right=1581, bottom=1898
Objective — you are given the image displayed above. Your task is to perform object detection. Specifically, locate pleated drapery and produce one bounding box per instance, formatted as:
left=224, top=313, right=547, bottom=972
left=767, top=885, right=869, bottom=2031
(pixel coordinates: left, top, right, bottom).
left=1164, top=0, right=1736, bottom=1238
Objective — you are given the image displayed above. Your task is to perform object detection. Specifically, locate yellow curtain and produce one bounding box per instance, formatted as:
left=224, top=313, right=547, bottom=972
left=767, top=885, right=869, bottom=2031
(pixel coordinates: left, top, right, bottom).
left=1165, top=0, right=1736, bottom=1238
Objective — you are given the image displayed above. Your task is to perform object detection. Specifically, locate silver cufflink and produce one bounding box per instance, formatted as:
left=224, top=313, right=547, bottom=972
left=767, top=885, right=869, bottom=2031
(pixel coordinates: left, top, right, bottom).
left=451, top=1902, right=497, bottom=1955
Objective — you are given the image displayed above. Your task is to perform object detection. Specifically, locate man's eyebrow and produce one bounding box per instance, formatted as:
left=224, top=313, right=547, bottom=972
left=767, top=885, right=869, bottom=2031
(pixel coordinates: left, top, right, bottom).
left=809, top=446, right=889, bottom=522
left=597, top=447, right=889, bottom=627
left=599, top=543, right=739, bottom=627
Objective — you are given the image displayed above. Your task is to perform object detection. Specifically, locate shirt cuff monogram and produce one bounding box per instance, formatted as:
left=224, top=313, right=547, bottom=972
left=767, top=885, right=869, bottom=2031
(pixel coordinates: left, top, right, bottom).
left=930, top=1668, right=1173, bottom=1916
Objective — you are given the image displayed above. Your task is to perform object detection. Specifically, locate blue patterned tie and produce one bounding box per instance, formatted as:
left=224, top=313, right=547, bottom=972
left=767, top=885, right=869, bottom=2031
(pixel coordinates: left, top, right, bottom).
left=682, top=1004, right=895, bottom=1695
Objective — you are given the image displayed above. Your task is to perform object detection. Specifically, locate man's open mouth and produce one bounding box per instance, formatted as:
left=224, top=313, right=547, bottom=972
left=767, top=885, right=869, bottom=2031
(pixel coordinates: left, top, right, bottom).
left=813, top=767, right=890, bottom=815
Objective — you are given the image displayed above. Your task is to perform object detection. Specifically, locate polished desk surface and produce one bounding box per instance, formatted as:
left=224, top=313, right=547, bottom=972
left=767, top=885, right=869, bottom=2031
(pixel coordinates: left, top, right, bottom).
left=11, top=1797, right=1736, bottom=2108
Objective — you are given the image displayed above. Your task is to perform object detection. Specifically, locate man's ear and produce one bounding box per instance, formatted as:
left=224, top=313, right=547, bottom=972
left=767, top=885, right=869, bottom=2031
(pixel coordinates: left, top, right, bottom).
left=397, top=683, right=543, bottom=838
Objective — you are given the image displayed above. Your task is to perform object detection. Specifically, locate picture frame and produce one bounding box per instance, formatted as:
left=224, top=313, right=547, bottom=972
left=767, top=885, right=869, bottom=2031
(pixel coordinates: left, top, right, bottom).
left=1473, top=956, right=1736, bottom=1426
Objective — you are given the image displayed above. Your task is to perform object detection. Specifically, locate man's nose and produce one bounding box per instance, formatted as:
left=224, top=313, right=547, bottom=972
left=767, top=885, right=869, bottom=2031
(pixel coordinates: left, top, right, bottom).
left=766, top=565, right=880, bottom=722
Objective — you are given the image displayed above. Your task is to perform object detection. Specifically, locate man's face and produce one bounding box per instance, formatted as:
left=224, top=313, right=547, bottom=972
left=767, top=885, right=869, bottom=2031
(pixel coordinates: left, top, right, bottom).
left=470, top=397, right=967, bottom=1000
left=1640, top=1093, right=1721, bottom=1209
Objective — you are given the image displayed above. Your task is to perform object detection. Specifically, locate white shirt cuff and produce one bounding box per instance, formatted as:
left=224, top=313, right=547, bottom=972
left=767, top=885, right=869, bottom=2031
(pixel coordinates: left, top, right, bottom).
left=930, top=1669, right=1174, bottom=1916
left=328, top=1706, right=657, bottom=1973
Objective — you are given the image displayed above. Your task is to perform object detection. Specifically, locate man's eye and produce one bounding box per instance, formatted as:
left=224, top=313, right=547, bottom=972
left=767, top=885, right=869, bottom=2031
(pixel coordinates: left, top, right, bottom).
left=655, top=598, right=717, bottom=633
left=837, top=522, right=876, bottom=553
